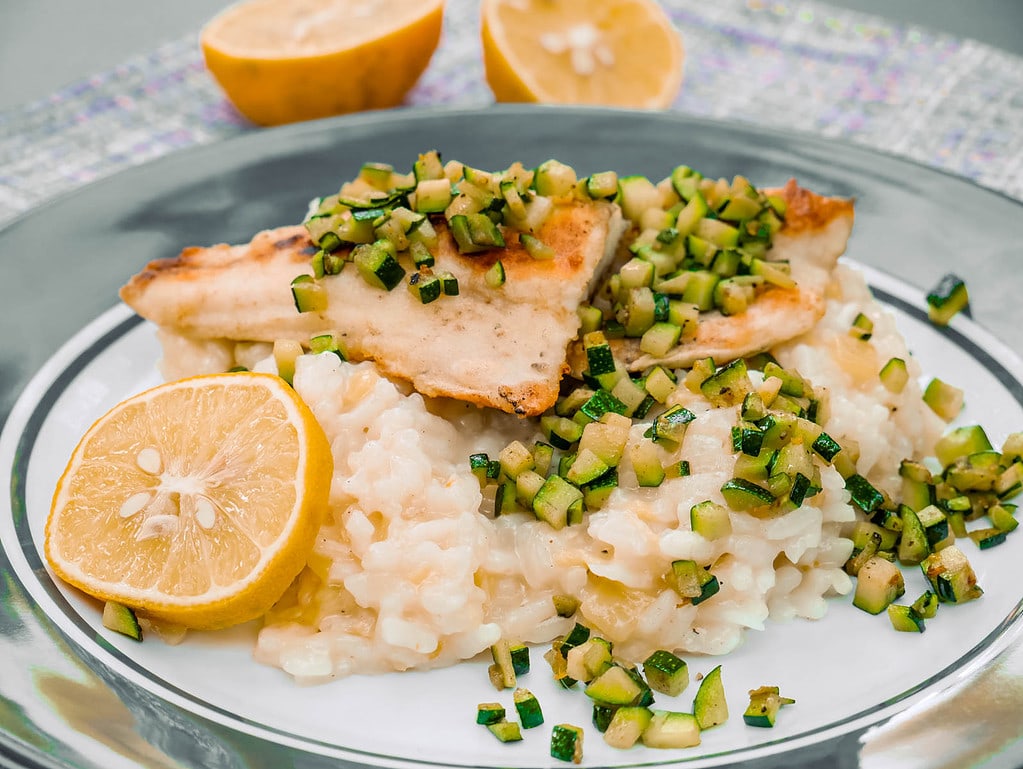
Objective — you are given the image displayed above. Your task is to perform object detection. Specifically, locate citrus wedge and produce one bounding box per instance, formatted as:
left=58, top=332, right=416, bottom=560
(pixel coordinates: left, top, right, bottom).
left=45, top=372, right=333, bottom=631
left=200, top=0, right=445, bottom=126
left=481, top=0, right=684, bottom=109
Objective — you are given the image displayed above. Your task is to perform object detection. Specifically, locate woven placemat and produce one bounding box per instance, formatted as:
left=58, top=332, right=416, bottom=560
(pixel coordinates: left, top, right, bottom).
left=2, top=0, right=1022, bottom=226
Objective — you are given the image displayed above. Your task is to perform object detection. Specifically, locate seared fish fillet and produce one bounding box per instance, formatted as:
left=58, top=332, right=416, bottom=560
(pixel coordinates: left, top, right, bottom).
left=121, top=201, right=626, bottom=417
left=582, top=180, right=855, bottom=373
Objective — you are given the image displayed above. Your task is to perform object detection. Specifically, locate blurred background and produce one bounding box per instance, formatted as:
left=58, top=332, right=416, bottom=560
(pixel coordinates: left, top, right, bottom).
left=2, top=0, right=1023, bottom=110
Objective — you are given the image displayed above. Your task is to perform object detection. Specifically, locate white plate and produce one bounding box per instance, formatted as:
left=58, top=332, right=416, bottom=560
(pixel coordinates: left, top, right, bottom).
left=3, top=106, right=1023, bottom=769
left=4, top=261, right=1023, bottom=769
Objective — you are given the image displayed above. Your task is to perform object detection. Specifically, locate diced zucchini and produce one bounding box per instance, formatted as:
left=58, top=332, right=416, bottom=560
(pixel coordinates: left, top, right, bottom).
left=513, top=687, right=544, bottom=728
left=353, top=239, right=406, bottom=291
left=485, top=259, right=506, bottom=288
left=603, top=706, right=653, bottom=749
left=921, top=545, right=983, bottom=603
left=544, top=644, right=576, bottom=688
left=640, top=322, right=682, bottom=357
left=969, top=527, right=1007, bottom=549
left=487, top=720, right=523, bottom=743
left=642, top=650, right=689, bottom=696
left=519, top=232, right=556, bottom=261
left=742, top=686, right=795, bottom=728
left=541, top=415, right=584, bottom=450
left=591, top=703, right=616, bottom=733
left=413, top=150, right=445, bottom=181
left=102, top=601, right=143, bottom=641
left=849, top=312, right=874, bottom=340
left=737, top=425, right=768, bottom=459
left=916, top=504, right=950, bottom=545
left=494, top=480, right=520, bottom=515
left=611, top=377, right=654, bottom=418
left=911, top=590, right=940, bottom=619
left=618, top=286, right=657, bottom=337
left=887, top=604, right=926, bottom=633
left=477, top=702, right=506, bottom=725
left=584, top=665, right=647, bottom=707
left=558, top=622, right=591, bottom=658
left=811, top=431, right=842, bottom=463
left=897, top=506, right=930, bottom=566
left=845, top=474, right=885, bottom=514
left=645, top=366, right=678, bottom=403
left=509, top=643, right=530, bottom=676
left=733, top=448, right=777, bottom=484
left=619, top=257, right=655, bottom=289
left=566, top=448, right=611, bottom=486
left=434, top=270, right=458, bottom=296
left=273, top=339, right=303, bottom=386
left=923, top=378, right=964, bottom=422
left=553, top=594, right=580, bottom=618
left=934, top=425, right=992, bottom=469
left=515, top=470, right=545, bottom=507
left=533, top=475, right=584, bottom=530
left=586, top=171, right=619, bottom=200
left=926, top=273, right=969, bottom=326
left=566, top=638, right=613, bottom=683
left=990, top=503, right=1019, bottom=532
left=413, top=178, right=453, bottom=213
left=579, top=414, right=631, bottom=466
left=534, top=159, right=578, bottom=197
left=406, top=270, right=441, bottom=304
left=641, top=711, right=701, bottom=749
left=649, top=405, right=696, bottom=446
left=879, top=357, right=909, bottom=394
left=498, top=440, right=535, bottom=480
left=681, top=270, right=720, bottom=311
left=700, top=359, right=753, bottom=407
left=557, top=386, right=596, bottom=417
left=490, top=639, right=517, bottom=689
left=853, top=556, right=905, bottom=614
left=550, top=724, right=584, bottom=764
left=469, top=452, right=495, bottom=487
left=666, top=560, right=720, bottom=604
left=290, top=274, right=328, bottom=313
left=630, top=439, right=666, bottom=488
left=693, top=664, right=728, bottom=729
left=690, top=500, right=732, bottom=541
left=309, top=331, right=347, bottom=360
left=720, top=478, right=774, bottom=511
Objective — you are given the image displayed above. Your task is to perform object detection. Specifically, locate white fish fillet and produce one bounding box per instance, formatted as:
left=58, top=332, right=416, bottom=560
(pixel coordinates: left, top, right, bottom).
left=583, top=179, right=856, bottom=373
left=120, top=200, right=626, bottom=416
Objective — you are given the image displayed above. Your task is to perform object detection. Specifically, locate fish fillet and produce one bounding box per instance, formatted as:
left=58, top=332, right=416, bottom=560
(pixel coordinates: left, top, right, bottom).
left=573, top=179, right=855, bottom=373
left=120, top=200, right=626, bottom=417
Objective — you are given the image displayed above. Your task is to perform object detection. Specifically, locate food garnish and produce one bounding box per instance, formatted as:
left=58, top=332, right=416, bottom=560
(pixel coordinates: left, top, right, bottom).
left=45, top=372, right=333, bottom=630
left=743, top=686, right=795, bottom=728
left=200, top=0, right=444, bottom=126
left=926, top=272, right=970, bottom=326
left=481, top=0, right=684, bottom=109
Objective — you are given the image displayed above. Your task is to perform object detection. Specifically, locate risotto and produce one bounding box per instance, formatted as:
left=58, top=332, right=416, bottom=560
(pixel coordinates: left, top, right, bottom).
left=245, top=262, right=943, bottom=684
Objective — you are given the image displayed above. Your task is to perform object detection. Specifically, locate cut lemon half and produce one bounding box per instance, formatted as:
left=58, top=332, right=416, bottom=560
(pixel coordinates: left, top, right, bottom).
left=201, top=0, right=445, bottom=126
left=481, top=0, right=684, bottom=109
left=45, top=372, right=333, bottom=631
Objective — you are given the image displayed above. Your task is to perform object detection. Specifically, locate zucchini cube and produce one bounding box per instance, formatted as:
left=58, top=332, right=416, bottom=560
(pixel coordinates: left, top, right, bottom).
left=642, top=650, right=689, bottom=696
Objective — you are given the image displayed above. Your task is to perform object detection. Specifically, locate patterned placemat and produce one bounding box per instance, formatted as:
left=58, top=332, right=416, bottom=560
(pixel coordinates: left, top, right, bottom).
left=2, top=0, right=1022, bottom=226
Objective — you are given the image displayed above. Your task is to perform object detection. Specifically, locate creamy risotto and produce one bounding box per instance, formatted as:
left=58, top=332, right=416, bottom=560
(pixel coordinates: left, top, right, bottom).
left=209, top=262, right=948, bottom=684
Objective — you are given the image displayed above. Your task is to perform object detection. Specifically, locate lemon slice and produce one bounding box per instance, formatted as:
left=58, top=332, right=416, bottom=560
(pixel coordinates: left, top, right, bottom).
left=481, top=0, right=684, bottom=109
left=45, top=372, right=333, bottom=630
left=200, top=0, right=445, bottom=126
